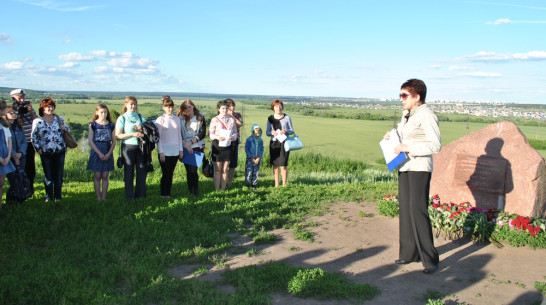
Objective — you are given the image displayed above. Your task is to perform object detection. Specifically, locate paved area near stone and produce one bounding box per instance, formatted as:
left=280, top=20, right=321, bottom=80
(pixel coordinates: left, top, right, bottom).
left=171, top=201, right=546, bottom=305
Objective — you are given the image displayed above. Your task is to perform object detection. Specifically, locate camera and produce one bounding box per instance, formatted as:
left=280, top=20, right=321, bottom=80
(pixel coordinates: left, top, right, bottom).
left=13, top=101, right=30, bottom=115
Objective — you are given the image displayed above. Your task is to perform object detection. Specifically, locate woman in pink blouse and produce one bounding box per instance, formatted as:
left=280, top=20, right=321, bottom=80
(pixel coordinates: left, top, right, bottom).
left=154, top=96, right=183, bottom=198
left=209, top=100, right=238, bottom=191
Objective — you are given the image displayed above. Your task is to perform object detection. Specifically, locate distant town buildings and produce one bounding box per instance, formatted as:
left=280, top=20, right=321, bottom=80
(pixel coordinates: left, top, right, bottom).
left=291, top=98, right=546, bottom=120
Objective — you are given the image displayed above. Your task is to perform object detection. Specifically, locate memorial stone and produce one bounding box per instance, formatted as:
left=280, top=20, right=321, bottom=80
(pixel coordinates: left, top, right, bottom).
left=430, top=121, right=546, bottom=218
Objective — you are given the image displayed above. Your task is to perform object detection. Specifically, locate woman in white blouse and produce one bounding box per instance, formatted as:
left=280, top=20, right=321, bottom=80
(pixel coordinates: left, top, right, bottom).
left=155, top=96, right=184, bottom=198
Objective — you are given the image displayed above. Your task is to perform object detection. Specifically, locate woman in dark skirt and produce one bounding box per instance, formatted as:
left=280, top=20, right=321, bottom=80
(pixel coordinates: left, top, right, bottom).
left=266, top=99, right=294, bottom=187
left=209, top=100, right=238, bottom=191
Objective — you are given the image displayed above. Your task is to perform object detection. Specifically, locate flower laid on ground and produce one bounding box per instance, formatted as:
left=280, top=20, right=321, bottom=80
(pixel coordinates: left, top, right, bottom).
left=496, top=211, right=546, bottom=237
left=428, top=199, right=472, bottom=240
left=376, top=194, right=546, bottom=249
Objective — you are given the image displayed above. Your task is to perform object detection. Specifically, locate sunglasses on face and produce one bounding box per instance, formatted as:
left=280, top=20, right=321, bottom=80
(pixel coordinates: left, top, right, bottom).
left=8, top=111, right=17, bottom=115
left=399, top=93, right=411, bottom=100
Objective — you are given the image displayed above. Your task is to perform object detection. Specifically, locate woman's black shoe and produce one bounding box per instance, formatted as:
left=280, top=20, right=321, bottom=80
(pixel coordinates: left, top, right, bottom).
left=423, top=264, right=438, bottom=274
left=395, top=259, right=421, bottom=265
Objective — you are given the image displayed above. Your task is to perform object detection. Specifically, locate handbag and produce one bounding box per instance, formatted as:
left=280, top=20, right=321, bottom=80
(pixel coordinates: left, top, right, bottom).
left=7, top=167, right=33, bottom=202
left=284, top=134, right=303, bottom=152
left=201, top=150, right=214, bottom=178
left=55, top=115, right=77, bottom=148
left=117, top=143, right=124, bottom=168
left=62, top=130, right=78, bottom=148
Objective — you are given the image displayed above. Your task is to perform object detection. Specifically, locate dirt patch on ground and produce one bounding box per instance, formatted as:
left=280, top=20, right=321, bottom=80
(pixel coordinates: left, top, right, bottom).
left=171, top=201, right=546, bottom=305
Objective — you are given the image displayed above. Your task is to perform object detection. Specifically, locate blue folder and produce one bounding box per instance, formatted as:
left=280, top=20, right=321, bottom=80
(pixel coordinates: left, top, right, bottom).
left=387, top=152, right=408, bottom=171
left=179, top=148, right=204, bottom=168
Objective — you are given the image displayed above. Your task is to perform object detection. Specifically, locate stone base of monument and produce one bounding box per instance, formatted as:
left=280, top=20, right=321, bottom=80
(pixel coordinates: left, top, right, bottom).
left=430, top=121, right=545, bottom=218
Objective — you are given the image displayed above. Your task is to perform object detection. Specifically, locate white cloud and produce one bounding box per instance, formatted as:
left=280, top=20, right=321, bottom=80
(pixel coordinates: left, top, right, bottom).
left=487, top=18, right=546, bottom=25
left=460, top=72, right=503, bottom=77
left=0, top=33, right=12, bottom=43
left=60, top=62, right=78, bottom=68
left=448, top=65, right=471, bottom=71
left=90, top=50, right=107, bottom=56
left=106, top=57, right=157, bottom=69
left=460, top=51, right=546, bottom=62
left=429, top=65, right=442, bottom=69
left=487, top=18, right=512, bottom=25
left=1, top=49, right=182, bottom=91
left=15, top=0, right=102, bottom=12
left=58, top=52, right=93, bottom=61
left=1, top=61, right=24, bottom=70
left=94, top=66, right=108, bottom=72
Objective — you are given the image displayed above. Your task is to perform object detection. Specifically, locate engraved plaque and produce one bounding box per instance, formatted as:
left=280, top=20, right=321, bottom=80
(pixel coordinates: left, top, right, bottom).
left=453, top=154, right=507, bottom=195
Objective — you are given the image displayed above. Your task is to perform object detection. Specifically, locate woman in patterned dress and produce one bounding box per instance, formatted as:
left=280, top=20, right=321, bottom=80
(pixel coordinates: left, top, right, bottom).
left=87, top=104, right=116, bottom=201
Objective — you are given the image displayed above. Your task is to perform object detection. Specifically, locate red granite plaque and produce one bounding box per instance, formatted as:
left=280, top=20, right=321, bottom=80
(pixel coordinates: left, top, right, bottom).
left=453, top=154, right=507, bottom=195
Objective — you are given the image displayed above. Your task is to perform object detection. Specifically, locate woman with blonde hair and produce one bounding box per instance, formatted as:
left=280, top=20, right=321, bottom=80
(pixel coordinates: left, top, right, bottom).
left=178, top=99, right=206, bottom=196
left=115, top=96, right=147, bottom=200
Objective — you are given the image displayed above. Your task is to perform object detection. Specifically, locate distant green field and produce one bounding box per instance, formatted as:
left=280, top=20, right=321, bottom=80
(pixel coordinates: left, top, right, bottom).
left=53, top=98, right=546, bottom=168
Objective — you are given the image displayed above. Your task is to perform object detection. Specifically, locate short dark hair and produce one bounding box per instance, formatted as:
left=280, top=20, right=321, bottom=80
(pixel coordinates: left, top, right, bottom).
left=401, top=79, right=427, bottom=103
left=225, top=98, right=235, bottom=107
left=162, top=96, right=174, bottom=108
left=270, top=99, right=284, bottom=111
left=217, top=99, right=230, bottom=109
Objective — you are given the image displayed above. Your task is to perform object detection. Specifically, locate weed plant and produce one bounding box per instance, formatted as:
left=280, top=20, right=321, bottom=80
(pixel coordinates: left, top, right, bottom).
left=223, top=262, right=380, bottom=303
left=0, top=148, right=394, bottom=304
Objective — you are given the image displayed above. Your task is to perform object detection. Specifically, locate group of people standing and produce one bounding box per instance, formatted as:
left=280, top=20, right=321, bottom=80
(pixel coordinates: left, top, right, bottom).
left=2, top=78, right=442, bottom=274
left=0, top=90, right=297, bottom=207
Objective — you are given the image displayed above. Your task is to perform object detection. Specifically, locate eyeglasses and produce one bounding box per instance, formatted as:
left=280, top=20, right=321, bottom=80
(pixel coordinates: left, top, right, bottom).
left=399, top=93, right=411, bottom=100
left=8, top=111, right=17, bottom=115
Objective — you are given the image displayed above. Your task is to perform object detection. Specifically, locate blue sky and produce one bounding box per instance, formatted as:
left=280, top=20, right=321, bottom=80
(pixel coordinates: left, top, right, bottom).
left=1, top=0, right=546, bottom=103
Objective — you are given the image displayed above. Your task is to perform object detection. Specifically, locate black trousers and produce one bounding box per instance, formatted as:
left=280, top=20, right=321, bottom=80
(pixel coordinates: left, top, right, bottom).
left=39, top=151, right=65, bottom=201
left=25, top=144, right=36, bottom=190
left=184, top=163, right=199, bottom=194
left=398, top=171, right=439, bottom=268
left=122, top=144, right=147, bottom=199
left=159, top=155, right=179, bottom=196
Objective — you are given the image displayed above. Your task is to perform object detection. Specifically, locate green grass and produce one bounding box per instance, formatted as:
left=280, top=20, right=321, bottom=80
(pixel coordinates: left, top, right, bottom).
left=3, top=98, right=546, bottom=304
left=55, top=99, right=546, bottom=167
left=0, top=147, right=393, bottom=304
left=223, top=262, right=380, bottom=303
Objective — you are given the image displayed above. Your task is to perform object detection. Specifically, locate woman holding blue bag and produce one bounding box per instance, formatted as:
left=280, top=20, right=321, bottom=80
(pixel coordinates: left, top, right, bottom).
left=266, top=99, right=294, bottom=187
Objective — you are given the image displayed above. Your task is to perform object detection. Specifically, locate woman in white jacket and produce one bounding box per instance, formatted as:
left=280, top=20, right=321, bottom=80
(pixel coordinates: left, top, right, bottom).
left=385, top=79, right=441, bottom=274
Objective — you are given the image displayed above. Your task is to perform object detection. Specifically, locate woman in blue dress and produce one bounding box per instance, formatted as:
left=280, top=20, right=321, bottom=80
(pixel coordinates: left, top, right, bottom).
left=87, top=104, right=116, bottom=201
